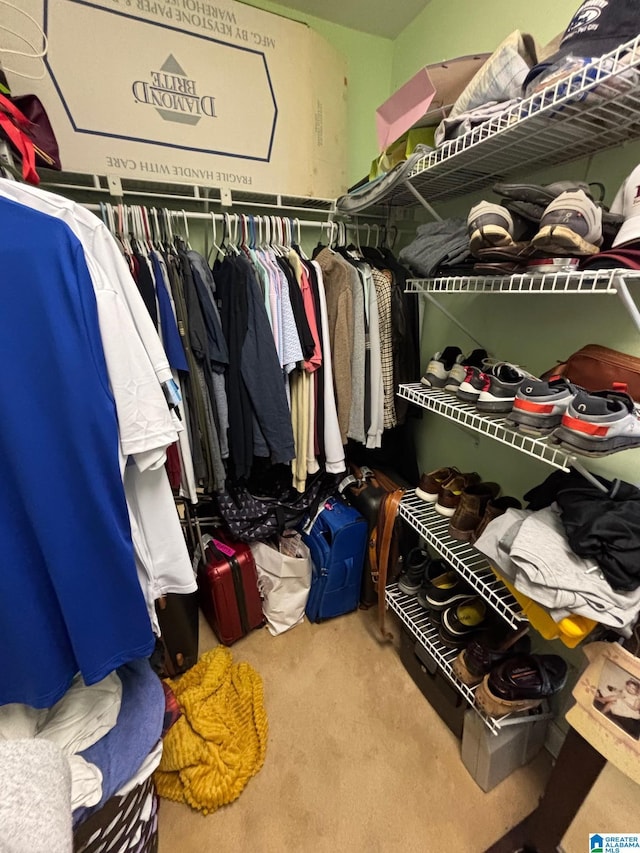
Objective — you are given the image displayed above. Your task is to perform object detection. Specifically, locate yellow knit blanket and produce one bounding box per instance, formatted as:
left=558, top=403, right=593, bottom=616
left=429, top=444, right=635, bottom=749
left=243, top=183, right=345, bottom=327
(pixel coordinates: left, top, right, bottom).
left=155, top=646, right=268, bottom=814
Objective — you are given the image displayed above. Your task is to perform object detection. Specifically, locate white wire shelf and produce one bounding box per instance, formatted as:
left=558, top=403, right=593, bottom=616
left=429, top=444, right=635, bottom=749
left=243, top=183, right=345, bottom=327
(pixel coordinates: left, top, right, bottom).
left=399, top=384, right=574, bottom=470
left=38, top=170, right=348, bottom=217
left=386, top=584, right=549, bottom=735
left=405, top=269, right=640, bottom=295
left=399, top=490, right=525, bottom=629
left=375, top=36, right=640, bottom=206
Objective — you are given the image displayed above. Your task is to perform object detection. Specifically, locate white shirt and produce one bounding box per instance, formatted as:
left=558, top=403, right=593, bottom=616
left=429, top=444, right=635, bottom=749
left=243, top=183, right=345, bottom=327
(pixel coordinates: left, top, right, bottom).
left=0, top=180, right=196, bottom=618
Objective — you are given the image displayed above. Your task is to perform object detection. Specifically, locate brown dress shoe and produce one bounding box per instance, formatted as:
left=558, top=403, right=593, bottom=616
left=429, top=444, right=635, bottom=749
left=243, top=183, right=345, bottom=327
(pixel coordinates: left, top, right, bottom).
left=434, top=472, right=482, bottom=518
left=447, top=482, right=501, bottom=540
left=416, top=466, right=460, bottom=503
left=471, top=496, right=522, bottom=543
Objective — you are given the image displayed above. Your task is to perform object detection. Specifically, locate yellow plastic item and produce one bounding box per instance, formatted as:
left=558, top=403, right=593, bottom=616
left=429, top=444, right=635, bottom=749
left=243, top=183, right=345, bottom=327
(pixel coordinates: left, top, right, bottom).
left=369, top=127, right=435, bottom=181
left=489, top=565, right=597, bottom=648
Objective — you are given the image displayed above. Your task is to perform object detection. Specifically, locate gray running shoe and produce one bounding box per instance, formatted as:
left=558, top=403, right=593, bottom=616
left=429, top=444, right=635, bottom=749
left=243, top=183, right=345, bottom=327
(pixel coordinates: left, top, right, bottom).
left=476, top=362, right=535, bottom=414
left=506, top=377, right=581, bottom=435
left=552, top=390, right=640, bottom=456
left=468, top=201, right=515, bottom=256
left=531, top=190, right=603, bottom=256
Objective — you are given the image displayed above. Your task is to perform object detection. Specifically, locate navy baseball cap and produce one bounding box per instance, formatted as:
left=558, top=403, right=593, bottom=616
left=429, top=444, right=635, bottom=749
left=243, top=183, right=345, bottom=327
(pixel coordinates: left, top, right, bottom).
left=524, top=0, right=640, bottom=88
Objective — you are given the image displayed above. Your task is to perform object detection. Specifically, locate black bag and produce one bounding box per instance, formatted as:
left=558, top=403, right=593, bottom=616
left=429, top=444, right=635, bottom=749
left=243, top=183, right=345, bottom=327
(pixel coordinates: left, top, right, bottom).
left=215, top=474, right=336, bottom=542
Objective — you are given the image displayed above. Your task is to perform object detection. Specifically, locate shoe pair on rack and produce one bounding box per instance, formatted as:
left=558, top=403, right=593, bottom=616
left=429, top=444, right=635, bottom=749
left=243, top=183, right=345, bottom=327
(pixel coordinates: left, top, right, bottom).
left=468, top=184, right=603, bottom=262
left=458, top=361, right=536, bottom=413
left=507, top=376, right=640, bottom=456
left=421, top=348, right=535, bottom=415
left=397, top=548, right=488, bottom=647
left=453, top=630, right=568, bottom=715
left=416, top=466, right=521, bottom=543
left=420, top=346, right=488, bottom=394
left=453, top=629, right=567, bottom=716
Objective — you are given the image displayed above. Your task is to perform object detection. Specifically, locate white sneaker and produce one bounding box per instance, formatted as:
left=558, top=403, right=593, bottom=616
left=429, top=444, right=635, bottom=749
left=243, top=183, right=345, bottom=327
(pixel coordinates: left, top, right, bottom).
left=531, top=190, right=603, bottom=256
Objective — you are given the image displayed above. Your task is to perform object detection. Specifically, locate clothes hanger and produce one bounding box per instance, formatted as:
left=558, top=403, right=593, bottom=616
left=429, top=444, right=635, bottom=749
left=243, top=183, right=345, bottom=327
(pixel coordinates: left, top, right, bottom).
left=354, top=217, right=362, bottom=253
left=140, top=206, right=154, bottom=253
left=314, top=219, right=328, bottom=255
left=117, top=204, right=133, bottom=254
left=294, top=218, right=309, bottom=260
left=162, top=208, right=174, bottom=250
left=240, top=214, right=249, bottom=250
left=0, top=1, right=48, bottom=79
left=208, top=212, right=223, bottom=262
left=233, top=214, right=241, bottom=253
left=182, top=210, right=191, bottom=250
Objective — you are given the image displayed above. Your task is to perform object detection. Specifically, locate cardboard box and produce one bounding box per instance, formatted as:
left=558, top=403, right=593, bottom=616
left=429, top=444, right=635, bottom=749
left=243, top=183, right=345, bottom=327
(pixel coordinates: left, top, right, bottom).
left=376, top=54, right=490, bottom=151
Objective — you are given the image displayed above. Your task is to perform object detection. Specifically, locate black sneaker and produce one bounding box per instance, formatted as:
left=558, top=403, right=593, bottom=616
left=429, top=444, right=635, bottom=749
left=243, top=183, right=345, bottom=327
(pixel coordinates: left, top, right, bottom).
left=418, top=569, right=474, bottom=611
left=476, top=362, right=535, bottom=414
left=397, top=547, right=432, bottom=595
left=456, top=365, right=490, bottom=403
left=445, top=348, right=489, bottom=394
left=421, top=346, right=463, bottom=389
left=439, top=597, right=488, bottom=647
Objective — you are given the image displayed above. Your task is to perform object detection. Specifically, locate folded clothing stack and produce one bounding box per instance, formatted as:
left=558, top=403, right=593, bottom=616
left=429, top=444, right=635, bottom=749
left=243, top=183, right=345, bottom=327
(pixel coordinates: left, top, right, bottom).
left=474, top=470, right=640, bottom=636
left=398, top=219, right=472, bottom=277
left=73, top=658, right=165, bottom=827
left=0, top=657, right=165, bottom=849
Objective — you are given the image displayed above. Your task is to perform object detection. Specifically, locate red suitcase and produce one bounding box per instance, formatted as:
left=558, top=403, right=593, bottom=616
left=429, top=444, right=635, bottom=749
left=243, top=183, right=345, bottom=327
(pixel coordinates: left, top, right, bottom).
left=197, top=533, right=264, bottom=645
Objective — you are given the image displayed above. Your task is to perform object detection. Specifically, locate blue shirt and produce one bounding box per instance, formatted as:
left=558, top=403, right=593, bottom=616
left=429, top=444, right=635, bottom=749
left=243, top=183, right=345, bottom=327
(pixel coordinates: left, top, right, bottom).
left=0, top=197, right=154, bottom=707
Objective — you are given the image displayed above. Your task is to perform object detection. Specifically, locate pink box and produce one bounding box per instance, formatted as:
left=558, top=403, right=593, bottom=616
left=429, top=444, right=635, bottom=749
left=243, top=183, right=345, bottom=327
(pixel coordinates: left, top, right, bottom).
left=376, top=54, right=491, bottom=151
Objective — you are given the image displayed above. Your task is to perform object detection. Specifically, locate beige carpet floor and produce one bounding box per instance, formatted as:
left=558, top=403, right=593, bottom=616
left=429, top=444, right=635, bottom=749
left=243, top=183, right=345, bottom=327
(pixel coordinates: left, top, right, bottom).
left=158, top=608, right=555, bottom=852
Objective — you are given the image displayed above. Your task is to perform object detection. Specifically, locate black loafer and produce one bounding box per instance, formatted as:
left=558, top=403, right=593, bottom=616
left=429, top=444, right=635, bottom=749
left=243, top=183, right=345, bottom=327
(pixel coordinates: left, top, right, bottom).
left=476, top=654, right=568, bottom=716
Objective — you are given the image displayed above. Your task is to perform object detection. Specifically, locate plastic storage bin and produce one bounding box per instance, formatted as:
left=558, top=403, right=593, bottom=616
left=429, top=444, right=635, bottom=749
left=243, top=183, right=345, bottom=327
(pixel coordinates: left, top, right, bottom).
left=461, top=708, right=549, bottom=792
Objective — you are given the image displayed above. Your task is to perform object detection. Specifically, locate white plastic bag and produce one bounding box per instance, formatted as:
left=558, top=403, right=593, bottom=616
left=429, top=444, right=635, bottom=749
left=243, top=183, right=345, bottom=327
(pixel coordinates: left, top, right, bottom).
left=250, top=538, right=312, bottom=636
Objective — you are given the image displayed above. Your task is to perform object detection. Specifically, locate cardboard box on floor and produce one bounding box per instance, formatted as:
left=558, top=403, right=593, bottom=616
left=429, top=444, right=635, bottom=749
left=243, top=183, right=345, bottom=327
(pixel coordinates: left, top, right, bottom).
left=375, top=54, right=491, bottom=152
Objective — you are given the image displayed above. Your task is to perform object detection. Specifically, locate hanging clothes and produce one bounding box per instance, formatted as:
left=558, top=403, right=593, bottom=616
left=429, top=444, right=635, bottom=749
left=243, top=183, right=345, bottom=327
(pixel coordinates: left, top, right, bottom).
left=0, top=179, right=197, bottom=639
left=0, top=195, right=155, bottom=707
left=315, top=247, right=354, bottom=445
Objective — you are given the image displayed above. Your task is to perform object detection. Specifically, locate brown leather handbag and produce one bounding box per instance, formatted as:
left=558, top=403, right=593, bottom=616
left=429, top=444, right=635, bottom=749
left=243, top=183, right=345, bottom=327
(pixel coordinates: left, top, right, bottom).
left=542, top=344, right=640, bottom=401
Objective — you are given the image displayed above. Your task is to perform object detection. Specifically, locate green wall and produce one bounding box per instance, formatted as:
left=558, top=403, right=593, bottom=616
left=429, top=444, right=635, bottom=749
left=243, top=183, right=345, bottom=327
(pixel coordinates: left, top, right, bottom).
left=238, top=1, right=393, bottom=185
left=392, top=0, right=580, bottom=90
